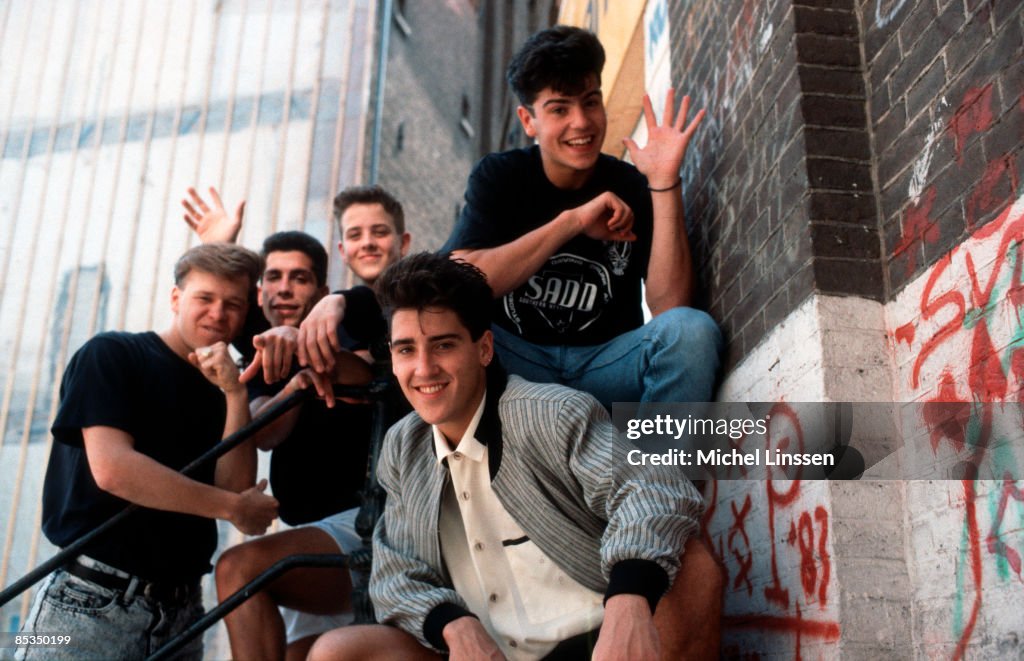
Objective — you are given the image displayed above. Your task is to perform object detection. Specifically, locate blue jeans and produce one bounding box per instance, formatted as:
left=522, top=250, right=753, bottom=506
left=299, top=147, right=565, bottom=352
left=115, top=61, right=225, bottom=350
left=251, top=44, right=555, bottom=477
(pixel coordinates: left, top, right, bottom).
left=492, top=307, right=723, bottom=410
left=15, top=568, right=204, bottom=661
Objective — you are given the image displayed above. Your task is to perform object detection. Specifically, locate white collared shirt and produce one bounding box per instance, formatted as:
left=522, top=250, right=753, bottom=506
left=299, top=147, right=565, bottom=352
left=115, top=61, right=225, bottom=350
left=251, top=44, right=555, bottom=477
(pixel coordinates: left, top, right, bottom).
left=433, top=393, right=604, bottom=660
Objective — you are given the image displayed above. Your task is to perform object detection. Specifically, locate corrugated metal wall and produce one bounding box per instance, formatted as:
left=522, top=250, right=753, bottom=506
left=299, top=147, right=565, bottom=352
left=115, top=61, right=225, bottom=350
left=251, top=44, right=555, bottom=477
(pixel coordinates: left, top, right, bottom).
left=0, top=0, right=377, bottom=647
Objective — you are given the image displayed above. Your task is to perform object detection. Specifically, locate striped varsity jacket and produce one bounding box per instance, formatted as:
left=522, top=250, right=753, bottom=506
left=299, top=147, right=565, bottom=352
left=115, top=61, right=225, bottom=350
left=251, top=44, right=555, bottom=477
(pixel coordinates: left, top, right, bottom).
left=369, top=370, right=704, bottom=652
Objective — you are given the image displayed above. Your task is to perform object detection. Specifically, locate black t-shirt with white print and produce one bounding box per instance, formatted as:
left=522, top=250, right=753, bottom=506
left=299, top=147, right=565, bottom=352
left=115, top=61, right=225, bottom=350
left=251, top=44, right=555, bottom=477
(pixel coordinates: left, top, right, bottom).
left=442, top=145, right=653, bottom=347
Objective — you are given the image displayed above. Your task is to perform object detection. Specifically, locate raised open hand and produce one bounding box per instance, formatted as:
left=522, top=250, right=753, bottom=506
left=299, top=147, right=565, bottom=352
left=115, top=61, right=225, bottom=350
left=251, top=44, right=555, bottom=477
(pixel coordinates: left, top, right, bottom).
left=182, top=186, right=245, bottom=244
left=622, top=88, right=705, bottom=189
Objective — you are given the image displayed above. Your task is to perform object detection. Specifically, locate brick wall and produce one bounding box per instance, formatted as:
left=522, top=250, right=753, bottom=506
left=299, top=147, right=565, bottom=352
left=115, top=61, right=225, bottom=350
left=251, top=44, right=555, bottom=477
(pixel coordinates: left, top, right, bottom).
left=796, top=1, right=881, bottom=301
left=668, top=0, right=1023, bottom=658
left=669, top=0, right=809, bottom=367
left=668, top=0, right=1022, bottom=365
left=861, top=7, right=1024, bottom=653
left=862, top=0, right=1023, bottom=295
left=668, top=0, right=893, bottom=368
left=371, top=0, right=480, bottom=252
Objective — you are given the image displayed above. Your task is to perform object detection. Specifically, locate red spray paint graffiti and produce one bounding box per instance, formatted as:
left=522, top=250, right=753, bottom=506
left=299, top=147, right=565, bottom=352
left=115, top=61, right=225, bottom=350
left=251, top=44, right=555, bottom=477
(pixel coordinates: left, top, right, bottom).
left=986, top=476, right=1024, bottom=583
left=950, top=85, right=995, bottom=165
left=710, top=403, right=840, bottom=659
left=728, top=495, right=754, bottom=595
left=898, top=194, right=1024, bottom=660
left=891, top=79, right=1024, bottom=659
left=895, top=187, right=940, bottom=277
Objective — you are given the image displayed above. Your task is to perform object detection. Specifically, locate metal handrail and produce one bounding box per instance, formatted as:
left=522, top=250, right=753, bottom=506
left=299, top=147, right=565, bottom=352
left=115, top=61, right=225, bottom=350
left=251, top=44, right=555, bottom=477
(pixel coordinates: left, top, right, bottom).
left=145, top=553, right=359, bottom=661
left=149, top=372, right=395, bottom=658
left=0, top=383, right=386, bottom=609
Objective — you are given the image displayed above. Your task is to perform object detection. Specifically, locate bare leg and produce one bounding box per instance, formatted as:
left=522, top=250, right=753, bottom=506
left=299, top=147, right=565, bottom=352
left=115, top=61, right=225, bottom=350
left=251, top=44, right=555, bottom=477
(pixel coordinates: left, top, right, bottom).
left=308, top=624, right=442, bottom=661
left=285, top=635, right=317, bottom=661
left=215, top=527, right=352, bottom=661
left=654, top=537, right=724, bottom=661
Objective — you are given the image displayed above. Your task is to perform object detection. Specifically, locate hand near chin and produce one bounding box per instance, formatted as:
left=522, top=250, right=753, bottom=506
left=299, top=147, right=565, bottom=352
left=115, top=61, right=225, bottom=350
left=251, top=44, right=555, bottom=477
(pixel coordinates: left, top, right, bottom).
left=189, top=342, right=243, bottom=393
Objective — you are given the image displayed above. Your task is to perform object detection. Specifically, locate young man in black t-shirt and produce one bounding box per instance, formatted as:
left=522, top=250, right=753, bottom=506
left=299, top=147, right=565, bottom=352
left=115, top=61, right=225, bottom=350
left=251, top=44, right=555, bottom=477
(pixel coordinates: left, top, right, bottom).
left=18, top=243, right=278, bottom=661
left=442, top=26, right=722, bottom=410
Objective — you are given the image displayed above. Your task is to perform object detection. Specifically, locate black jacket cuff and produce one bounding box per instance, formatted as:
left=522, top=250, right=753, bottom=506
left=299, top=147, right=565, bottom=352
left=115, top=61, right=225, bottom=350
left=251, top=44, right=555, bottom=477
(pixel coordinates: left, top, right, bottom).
left=604, top=559, right=670, bottom=614
left=423, top=602, right=477, bottom=651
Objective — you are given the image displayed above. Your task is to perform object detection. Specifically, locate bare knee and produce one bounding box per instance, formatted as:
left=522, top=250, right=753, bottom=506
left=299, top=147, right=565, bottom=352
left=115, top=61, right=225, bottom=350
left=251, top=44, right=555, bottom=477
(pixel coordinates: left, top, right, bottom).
left=307, top=628, right=351, bottom=661
left=215, top=542, right=264, bottom=599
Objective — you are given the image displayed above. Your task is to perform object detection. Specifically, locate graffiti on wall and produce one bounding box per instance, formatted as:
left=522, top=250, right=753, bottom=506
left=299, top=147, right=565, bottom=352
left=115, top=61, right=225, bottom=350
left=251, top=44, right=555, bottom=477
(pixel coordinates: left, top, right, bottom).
left=894, top=83, right=1020, bottom=278
left=873, top=0, right=909, bottom=29
left=890, top=78, right=1024, bottom=658
left=681, top=0, right=777, bottom=286
left=706, top=404, right=841, bottom=659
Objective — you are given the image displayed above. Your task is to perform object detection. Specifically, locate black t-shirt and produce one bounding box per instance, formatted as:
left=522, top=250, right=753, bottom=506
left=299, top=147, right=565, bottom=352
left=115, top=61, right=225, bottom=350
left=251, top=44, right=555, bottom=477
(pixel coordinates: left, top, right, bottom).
left=248, top=374, right=373, bottom=526
left=43, top=331, right=226, bottom=583
left=246, top=285, right=389, bottom=525
left=442, top=145, right=654, bottom=346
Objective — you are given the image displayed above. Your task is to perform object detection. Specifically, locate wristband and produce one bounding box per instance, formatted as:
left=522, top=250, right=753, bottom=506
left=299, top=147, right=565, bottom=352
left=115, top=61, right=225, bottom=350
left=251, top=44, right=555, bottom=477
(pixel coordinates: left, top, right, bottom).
left=648, top=178, right=682, bottom=192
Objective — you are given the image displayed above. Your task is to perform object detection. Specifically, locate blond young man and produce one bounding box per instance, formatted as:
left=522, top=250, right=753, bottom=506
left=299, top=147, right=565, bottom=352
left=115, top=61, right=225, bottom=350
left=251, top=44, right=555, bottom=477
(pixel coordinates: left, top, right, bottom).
left=18, top=244, right=278, bottom=661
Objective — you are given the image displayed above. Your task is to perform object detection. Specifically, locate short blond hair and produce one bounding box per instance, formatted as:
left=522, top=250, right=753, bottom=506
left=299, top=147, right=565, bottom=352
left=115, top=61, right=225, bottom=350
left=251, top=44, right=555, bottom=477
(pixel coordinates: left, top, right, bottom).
left=173, top=243, right=263, bottom=294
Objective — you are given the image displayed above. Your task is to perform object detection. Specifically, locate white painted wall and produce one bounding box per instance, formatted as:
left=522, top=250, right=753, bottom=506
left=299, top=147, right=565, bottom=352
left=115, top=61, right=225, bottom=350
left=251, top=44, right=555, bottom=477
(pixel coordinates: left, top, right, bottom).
left=0, top=1, right=378, bottom=651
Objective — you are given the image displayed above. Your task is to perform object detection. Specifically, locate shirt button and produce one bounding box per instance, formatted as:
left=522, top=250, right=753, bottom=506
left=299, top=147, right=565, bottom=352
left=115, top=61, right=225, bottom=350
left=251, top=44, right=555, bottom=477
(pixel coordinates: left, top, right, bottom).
left=474, top=541, right=484, bottom=551
left=509, top=640, right=518, bottom=648
left=461, top=491, right=470, bottom=501
left=452, top=452, right=462, bottom=461
left=489, top=593, right=498, bottom=602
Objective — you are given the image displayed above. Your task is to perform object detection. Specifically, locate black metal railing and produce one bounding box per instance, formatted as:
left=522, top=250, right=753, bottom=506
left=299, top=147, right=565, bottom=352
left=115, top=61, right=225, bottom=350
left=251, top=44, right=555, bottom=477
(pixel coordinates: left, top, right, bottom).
left=0, top=379, right=391, bottom=608
left=145, top=553, right=355, bottom=661
left=147, top=372, right=396, bottom=659
left=0, top=388, right=315, bottom=609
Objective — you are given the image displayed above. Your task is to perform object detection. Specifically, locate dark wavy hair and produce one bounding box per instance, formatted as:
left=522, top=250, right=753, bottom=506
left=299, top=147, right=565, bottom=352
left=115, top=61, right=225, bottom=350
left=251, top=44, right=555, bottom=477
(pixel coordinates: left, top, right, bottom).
left=507, top=25, right=605, bottom=107
left=375, top=252, right=493, bottom=341
left=261, top=231, right=328, bottom=287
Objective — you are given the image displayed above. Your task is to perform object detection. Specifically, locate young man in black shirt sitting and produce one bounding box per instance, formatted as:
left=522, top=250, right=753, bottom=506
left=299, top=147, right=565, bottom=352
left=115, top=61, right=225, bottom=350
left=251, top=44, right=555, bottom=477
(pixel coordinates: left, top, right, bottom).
left=442, top=26, right=722, bottom=410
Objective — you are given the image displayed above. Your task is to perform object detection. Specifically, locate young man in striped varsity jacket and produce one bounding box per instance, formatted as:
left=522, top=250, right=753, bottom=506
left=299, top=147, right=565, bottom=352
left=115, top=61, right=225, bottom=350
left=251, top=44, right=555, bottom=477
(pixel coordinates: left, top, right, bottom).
left=308, top=252, right=722, bottom=661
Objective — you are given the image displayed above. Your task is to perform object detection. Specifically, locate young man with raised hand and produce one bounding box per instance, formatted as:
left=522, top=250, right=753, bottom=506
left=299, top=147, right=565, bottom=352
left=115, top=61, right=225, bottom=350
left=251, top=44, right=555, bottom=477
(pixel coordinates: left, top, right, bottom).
left=442, top=26, right=722, bottom=410
left=182, top=185, right=410, bottom=661
left=308, top=252, right=722, bottom=661
left=18, top=243, right=278, bottom=661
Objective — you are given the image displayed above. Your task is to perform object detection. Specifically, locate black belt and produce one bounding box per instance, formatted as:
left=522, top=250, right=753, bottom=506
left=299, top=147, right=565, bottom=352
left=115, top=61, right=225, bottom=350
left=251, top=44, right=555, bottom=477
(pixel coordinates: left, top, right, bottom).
left=66, top=560, right=199, bottom=606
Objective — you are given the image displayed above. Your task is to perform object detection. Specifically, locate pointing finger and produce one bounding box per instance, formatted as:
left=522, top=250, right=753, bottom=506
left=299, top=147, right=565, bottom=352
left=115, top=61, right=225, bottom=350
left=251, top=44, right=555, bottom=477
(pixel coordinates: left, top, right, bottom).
left=239, top=357, right=261, bottom=384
